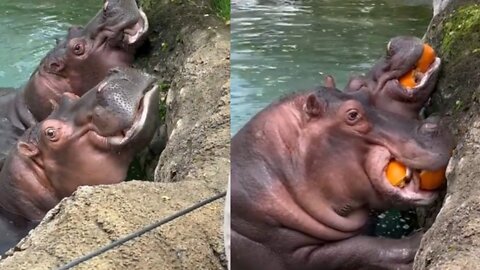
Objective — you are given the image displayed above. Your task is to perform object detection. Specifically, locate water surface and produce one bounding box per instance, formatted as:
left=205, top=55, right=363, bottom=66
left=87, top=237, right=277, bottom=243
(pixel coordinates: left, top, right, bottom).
left=231, top=0, right=433, bottom=133
left=0, top=0, right=100, bottom=88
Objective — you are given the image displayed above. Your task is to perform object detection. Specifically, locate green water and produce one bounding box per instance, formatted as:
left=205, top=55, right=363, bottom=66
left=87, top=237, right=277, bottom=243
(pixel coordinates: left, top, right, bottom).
left=0, top=0, right=100, bottom=88
left=231, top=0, right=433, bottom=133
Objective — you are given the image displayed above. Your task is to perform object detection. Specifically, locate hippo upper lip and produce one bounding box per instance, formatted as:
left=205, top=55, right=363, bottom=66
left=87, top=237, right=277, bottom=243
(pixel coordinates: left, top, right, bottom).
left=107, top=82, right=158, bottom=146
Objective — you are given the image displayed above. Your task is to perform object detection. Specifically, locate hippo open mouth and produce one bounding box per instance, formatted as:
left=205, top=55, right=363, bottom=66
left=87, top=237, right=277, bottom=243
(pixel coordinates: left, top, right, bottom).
left=107, top=82, right=159, bottom=146
left=85, top=0, right=150, bottom=49
left=395, top=57, right=441, bottom=92
left=367, top=147, right=439, bottom=206
left=123, top=8, right=149, bottom=44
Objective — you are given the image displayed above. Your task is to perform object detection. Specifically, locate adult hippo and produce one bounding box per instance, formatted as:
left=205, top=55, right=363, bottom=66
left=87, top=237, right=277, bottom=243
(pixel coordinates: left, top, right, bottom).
left=0, top=0, right=149, bottom=168
left=345, top=36, right=441, bottom=119
left=231, top=87, right=453, bottom=270
left=0, top=67, right=159, bottom=255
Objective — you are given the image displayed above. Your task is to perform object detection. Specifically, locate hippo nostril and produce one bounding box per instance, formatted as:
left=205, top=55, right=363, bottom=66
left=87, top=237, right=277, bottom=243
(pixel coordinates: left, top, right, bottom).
left=109, top=68, right=121, bottom=75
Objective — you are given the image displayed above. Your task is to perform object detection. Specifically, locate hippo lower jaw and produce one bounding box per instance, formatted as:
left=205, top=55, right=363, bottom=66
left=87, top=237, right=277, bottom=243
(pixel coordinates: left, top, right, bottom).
left=108, top=83, right=159, bottom=147
left=367, top=147, right=438, bottom=206
left=124, top=9, right=149, bottom=45
left=395, top=57, right=441, bottom=93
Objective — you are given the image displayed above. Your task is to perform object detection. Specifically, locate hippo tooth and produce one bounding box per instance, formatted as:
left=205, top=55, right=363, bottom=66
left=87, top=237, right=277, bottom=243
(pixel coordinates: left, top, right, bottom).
left=396, top=168, right=414, bottom=188
left=406, top=167, right=413, bottom=180
left=97, top=81, right=108, bottom=92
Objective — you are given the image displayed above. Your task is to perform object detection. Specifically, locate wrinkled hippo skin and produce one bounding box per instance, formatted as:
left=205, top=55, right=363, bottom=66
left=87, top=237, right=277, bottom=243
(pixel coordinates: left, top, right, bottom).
left=0, top=0, right=148, bottom=168
left=231, top=87, right=453, bottom=270
left=0, top=67, right=159, bottom=255
left=345, top=36, right=441, bottom=119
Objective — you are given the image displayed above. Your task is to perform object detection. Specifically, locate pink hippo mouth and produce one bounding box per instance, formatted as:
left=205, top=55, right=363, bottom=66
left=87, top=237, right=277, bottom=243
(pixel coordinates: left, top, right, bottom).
left=106, top=83, right=159, bottom=147
left=366, top=146, right=439, bottom=206
left=123, top=9, right=149, bottom=44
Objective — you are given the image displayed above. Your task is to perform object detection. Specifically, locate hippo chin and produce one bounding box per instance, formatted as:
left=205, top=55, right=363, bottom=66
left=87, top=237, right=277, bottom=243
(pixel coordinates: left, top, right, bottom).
left=0, top=0, right=149, bottom=168
left=345, top=36, right=441, bottom=118
left=231, top=87, right=453, bottom=270
left=0, top=67, right=159, bottom=255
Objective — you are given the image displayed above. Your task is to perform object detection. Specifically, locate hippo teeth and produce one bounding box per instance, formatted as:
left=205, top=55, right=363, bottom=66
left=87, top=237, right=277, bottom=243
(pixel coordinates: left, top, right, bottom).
left=414, top=71, right=425, bottom=83
left=411, top=57, right=441, bottom=89
left=395, top=167, right=414, bottom=188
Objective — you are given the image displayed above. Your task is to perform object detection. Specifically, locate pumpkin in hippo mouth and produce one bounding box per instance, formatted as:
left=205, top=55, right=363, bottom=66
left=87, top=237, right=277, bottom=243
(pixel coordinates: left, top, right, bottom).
left=398, top=44, right=437, bottom=89
left=385, top=159, right=446, bottom=191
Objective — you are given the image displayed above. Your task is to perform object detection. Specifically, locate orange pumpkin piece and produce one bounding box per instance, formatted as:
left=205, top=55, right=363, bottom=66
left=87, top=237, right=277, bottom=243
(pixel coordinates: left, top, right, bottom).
left=416, top=44, right=436, bottom=72
left=386, top=161, right=407, bottom=187
left=398, top=44, right=437, bottom=89
left=399, top=70, right=416, bottom=89
left=419, top=168, right=446, bottom=190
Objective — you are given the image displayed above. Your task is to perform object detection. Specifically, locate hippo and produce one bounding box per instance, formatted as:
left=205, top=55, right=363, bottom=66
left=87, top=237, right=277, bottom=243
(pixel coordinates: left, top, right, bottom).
left=345, top=36, right=441, bottom=119
left=231, top=86, right=453, bottom=270
left=0, top=67, right=159, bottom=255
left=0, top=0, right=149, bottom=168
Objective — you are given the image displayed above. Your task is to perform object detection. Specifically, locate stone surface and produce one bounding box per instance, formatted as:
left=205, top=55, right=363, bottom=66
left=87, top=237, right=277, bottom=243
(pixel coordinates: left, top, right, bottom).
left=414, top=1, right=480, bottom=269
left=136, top=0, right=230, bottom=186
left=0, top=182, right=226, bottom=270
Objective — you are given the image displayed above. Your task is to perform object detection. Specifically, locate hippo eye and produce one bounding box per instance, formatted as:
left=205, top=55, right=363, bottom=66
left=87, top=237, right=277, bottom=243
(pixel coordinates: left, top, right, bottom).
left=73, top=43, right=85, bottom=56
left=44, top=127, right=59, bottom=142
left=346, top=109, right=361, bottom=125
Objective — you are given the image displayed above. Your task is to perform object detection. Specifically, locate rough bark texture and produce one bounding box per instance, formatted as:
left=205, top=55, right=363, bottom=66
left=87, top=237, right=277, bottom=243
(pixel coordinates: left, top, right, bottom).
left=414, top=1, right=480, bottom=269
left=0, top=1, right=230, bottom=269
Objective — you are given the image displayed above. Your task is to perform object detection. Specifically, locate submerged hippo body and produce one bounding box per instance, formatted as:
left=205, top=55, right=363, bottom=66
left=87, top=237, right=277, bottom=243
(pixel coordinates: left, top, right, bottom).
left=0, top=67, right=159, bottom=255
left=231, top=87, right=453, bottom=270
left=0, top=0, right=149, bottom=168
left=345, top=36, right=441, bottom=118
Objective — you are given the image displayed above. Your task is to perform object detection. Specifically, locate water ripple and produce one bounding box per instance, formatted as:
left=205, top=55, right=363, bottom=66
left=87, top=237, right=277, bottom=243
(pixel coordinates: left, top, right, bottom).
left=231, top=0, right=432, bottom=134
left=0, top=0, right=99, bottom=88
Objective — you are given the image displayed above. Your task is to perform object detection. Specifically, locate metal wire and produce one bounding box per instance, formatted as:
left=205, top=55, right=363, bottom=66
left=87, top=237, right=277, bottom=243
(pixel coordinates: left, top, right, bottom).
left=56, top=191, right=227, bottom=270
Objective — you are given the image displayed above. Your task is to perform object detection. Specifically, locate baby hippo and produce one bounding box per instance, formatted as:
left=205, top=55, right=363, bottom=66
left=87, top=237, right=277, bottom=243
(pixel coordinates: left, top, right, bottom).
left=0, top=0, right=149, bottom=169
left=0, top=67, right=159, bottom=255
left=345, top=36, right=441, bottom=118
left=231, top=86, right=453, bottom=270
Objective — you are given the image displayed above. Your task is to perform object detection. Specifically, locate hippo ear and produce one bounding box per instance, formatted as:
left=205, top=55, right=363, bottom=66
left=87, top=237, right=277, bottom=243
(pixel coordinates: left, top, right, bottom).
left=18, top=142, right=39, bottom=158
left=47, top=59, right=65, bottom=74
left=324, top=75, right=336, bottom=89
left=304, top=94, right=325, bottom=117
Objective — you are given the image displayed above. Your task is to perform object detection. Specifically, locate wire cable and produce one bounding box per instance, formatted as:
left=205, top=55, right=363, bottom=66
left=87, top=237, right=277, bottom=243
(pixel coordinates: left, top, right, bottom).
left=56, top=191, right=227, bottom=270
